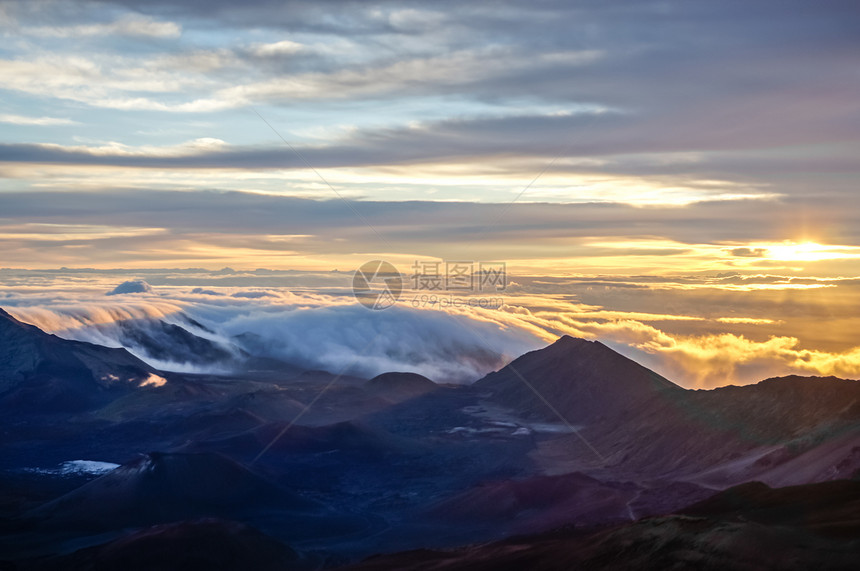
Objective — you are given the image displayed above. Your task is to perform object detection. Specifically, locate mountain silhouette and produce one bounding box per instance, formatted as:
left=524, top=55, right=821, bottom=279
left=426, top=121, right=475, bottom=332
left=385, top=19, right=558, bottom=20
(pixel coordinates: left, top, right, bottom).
left=343, top=479, right=860, bottom=571
left=0, top=307, right=162, bottom=412
left=476, top=335, right=860, bottom=485
left=476, top=335, right=683, bottom=422
left=3, top=323, right=858, bottom=568
left=365, top=372, right=438, bottom=402
left=28, top=452, right=319, bottom=530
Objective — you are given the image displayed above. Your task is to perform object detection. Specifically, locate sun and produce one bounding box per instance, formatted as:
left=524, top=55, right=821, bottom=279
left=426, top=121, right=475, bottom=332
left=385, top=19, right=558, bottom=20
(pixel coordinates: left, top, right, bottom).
left=766, top=241, right=829, bottom=262
left=761, top=241, right=860, bottom=263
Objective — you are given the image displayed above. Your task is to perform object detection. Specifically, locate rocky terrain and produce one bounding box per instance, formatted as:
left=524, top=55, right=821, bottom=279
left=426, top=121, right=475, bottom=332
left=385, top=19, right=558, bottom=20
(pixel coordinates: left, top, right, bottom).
left=0, top=310, right=857, bottom=569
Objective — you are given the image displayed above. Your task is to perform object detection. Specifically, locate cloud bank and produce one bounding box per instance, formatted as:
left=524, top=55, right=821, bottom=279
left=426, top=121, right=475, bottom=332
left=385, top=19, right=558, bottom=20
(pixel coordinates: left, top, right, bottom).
left=2, top=269, right=860, bottom=388
left=4, top=284, right=543, bottom=383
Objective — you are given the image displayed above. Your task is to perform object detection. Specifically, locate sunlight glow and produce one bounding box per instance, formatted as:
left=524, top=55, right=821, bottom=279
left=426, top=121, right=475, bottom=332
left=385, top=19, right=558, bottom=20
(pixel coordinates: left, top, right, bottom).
left=764, top=241, right=860, bottom=263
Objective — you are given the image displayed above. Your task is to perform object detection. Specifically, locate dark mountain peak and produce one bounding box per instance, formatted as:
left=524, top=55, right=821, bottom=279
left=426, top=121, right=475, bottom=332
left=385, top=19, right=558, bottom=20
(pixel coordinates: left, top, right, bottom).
left=365, top=372, right=438, bottom=402
left=0, top=306, right=160, bottom=412
left=368, top=371, right=436, bottom=386
left=550, top=334, right=597, bottom=349
left=30, top=452, right=319, bottom=530
left=682, top=479, right=860, bottom=532
left=757, top=374, right=857, bottom=387
left=476, top=335, right=682, bottom=422
left=123, top=451, right=274, bottom=493
left=692, top=374, right=860, bottom=443
left=704, top=374, right=860, bottom=412
left=0, top=306, right=45, bottom=335
left=542, top=335, right=630, bottom=361
left=500, top=335, right=642, bottom=372
left=744, top=375, right=860, bottom=409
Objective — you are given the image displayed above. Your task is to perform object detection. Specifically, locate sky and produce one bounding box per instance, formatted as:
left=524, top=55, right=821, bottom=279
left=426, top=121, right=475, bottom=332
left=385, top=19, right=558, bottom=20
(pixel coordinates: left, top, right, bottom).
left=1, top=0, right=859, bottom=388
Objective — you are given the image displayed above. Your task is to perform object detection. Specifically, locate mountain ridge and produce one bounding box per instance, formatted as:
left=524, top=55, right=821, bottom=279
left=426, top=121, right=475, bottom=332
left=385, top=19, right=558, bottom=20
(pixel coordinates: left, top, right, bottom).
left=475, top=334, right=860, bottom=486
left=1, top=321, right=859, bottom=566
left=475, top=334, right=685, bottom=423
left=0, top=307, right=163, bottom=412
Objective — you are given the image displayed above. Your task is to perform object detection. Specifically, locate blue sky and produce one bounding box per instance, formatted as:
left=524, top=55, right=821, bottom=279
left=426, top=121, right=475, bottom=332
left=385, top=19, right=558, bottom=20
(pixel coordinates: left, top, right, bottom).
left=2, top=1, right=857, bottom=215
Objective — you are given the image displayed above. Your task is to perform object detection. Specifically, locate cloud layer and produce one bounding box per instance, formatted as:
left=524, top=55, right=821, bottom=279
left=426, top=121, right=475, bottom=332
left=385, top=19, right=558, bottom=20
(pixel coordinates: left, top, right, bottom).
left=2, top=269, right=859, bottom=388
left=3, top=280, right=542, bottom=383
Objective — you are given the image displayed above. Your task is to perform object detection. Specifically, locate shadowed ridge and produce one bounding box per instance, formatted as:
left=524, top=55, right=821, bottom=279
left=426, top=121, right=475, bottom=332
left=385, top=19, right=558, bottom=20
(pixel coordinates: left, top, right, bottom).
left=1, top=306, right=42, bottom=330
left=0, top=306, right=162, bottom=411
left=341, top=480, right=860, bottom=570
left=475, top=334, right=683, bottom=422
left=365, top=371, right=438, bottom=402
left=680, top=479, right=860, bottom=537
left=28, top=452, right=320, bottom=530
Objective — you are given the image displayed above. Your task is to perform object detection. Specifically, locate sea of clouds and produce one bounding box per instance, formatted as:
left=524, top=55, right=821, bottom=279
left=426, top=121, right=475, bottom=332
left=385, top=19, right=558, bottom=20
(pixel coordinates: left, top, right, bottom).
left=1, top=274, right=545, bottom=383
left=3, top=268, right=859, bottom=388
